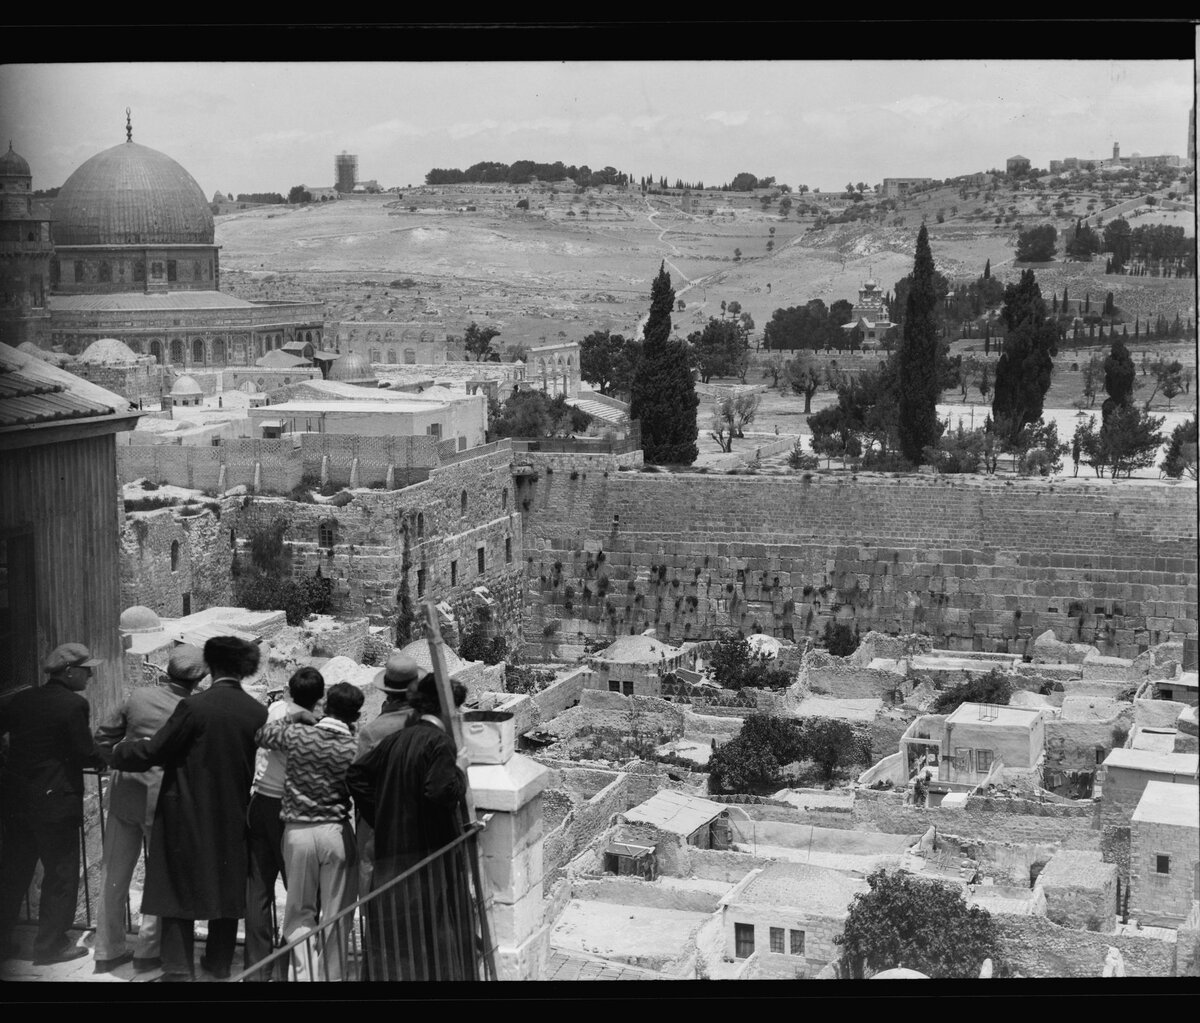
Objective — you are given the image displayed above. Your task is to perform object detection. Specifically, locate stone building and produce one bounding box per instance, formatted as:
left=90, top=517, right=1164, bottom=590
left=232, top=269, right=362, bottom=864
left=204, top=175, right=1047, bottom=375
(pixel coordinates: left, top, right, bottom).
left=585, top=633, right=691, bottom=697
left=1006, top=154, right=1032, bottom=176
left=12, top=116, right=325, bottom=364
left=839, top=279, right=895, bottom=349
left=1035, top=849, right=1119, bottom=931
left=1129, top=780, right=1200, bottom=928
left=526, top=341, right=580, bottom=398
left=719, top=862, right=867, bottom=976
left=0, top=142, right=53, bottom=348
left=1099, top=748, right=1199, bottom=828
left=938, top=702, right=1046, bottom=788
left=879, top=177, right=934, bottom=198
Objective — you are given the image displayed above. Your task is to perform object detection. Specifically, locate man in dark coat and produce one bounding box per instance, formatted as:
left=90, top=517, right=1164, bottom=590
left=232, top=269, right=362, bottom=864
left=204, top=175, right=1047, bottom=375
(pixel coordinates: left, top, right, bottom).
left=0, top=643, right=105, bottom=965
left=346, top=673, right=471, bottom=981
left=112, top=636, right=267, bottom=982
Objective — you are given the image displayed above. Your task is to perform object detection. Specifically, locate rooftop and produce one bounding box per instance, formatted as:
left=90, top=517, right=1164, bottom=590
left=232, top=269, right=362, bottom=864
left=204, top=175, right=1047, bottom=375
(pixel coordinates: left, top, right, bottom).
left=1132, top=780, right=1200, bottom=829
left=1037, top=849, right=1117, bottom=890
left=590, top=633, right=683, bottom=665
left=0, top=342, right=135, bottom=432
left=251, top=400, right=446, bottom=415
left=729, top=861, right=867, bottom=917
left=945, top=702, right=1043, bottom=728
left=50, top=291, right=257, bottom=312
left=1103, top=748, right=1199, bottom=777
left=621, top=789, right=726, bottom=837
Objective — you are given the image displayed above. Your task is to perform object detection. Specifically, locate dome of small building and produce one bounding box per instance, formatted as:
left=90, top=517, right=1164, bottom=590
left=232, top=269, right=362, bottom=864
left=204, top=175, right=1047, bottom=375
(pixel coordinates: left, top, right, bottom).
left=328, top=351, right=376, bottom=384
left=0, top=141, right=31, bottom=177
left=78, top=337, right=140, bottom=364
left=119, top=605, right=163, bottom=634
left=170, top=374, right=203, bottom=396
left=397, top=639, right=468, bottom=675
left=52, top=141, right=214, bottom=247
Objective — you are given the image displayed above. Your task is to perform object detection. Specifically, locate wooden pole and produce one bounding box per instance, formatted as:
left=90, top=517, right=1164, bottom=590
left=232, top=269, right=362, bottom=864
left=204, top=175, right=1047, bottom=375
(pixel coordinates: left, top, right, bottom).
left=423, top=599, right=475, bottom=821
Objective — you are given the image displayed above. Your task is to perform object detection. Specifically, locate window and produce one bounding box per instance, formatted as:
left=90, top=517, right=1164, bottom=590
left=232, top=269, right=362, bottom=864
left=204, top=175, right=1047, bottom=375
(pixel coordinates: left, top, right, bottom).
left=458, top=437, right=467, bottom=451
left=450, top=561, right=458, bottom=587
left=734, top=923, right=755, bottom=959
left=789, top=930, right=805, bottom=956
left=460, top=491, right=468, bottom=516
left=133, top=260, right=145, bottom=282
left=181, top=593, right=191, bottom=616
left=417, top=569, right=426, bottom=598
left=416, top=513, right=424, bottom=539
left=502, top=487, right=509, bottom=512
left=954, top=748, right=972, bottom=774
left=318, top=520, right=336, bottom=550
left=1096, top=747, right=1106, bottom=765
left=167, top=259, right=177, bottom=282
left=975, top=749, right=993, bottom=774
left=98, top=260, right=112, bottom=283
left=170, top=541, right=180, bottom=573
left=505, top=537, right=512, bottom=564
left=74, top=260, right=83, bottom=283
left=1155, top=854, right=1170, bottom=875
left=427, top=423, right=442, bottom=440
left=477, top=546, right=485, bottom=574
left=621, top=680, right=634, bottom=696
left=770, top=928, right=785, bottom=954
left=608, top=680, right=621, bottom=693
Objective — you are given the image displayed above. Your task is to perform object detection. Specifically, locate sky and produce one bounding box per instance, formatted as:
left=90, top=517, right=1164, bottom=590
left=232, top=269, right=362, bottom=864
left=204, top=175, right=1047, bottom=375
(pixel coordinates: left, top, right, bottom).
left=1, top=58, right=1195, bottom=199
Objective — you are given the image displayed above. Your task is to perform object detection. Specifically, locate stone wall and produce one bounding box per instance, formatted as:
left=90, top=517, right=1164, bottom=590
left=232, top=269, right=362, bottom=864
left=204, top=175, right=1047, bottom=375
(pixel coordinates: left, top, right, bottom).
left=1131, top=817, right=1199, bottom=926
left=231, top=445, right=525, bottom=642
left=1045, top=709, right=1133, bottom=774
left=531, top=666, right=589, bottom=722
left=994, top=913, right=1177, bottom=977
left=522, top=470, right=1198, bottom=660
left=541, top=771, right=632, bottom=887
left=120, top=502, right=235, bottom=617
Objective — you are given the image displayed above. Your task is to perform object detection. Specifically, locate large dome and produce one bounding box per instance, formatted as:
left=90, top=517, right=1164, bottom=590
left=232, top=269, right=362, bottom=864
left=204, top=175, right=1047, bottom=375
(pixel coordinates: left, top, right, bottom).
left=52, top=141, right=214, bottom=247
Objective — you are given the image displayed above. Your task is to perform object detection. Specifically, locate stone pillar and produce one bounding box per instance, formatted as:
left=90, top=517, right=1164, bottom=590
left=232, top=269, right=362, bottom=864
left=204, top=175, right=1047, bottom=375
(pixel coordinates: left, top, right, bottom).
left=468, top=753, right=550, bottom=980
left=349, top=457, right=360, bottom=490
left=253, top=462, right=262, bottom=492
left=386, top=464, right=395, bottom=490
left=320, top=454, right=330, bottom=490
left=217, top=464, right=227, bottom=493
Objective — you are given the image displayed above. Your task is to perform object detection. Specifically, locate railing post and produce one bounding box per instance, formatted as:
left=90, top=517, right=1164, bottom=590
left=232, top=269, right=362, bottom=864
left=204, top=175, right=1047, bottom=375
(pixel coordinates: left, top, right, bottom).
left=467, top=754, right=550, bottom=980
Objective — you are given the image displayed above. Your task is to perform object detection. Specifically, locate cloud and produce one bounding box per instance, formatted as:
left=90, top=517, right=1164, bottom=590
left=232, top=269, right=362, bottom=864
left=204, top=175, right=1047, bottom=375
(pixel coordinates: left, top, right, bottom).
left=447, top=119, right=500, bottom=140
left=705, top=110, right=749, bottom=127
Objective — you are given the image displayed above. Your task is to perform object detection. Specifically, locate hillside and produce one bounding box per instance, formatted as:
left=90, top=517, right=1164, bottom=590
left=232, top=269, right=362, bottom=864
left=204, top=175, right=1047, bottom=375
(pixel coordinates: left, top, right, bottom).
left=217, top=174, right=1196, bottom=349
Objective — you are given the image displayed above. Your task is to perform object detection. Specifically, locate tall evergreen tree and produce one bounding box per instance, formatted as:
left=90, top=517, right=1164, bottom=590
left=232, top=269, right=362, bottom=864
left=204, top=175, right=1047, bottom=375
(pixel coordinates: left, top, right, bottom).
left=990, top=269, right=1056, bottom=444
left=629, top=262, right=699, bottom=464
left=897, top=225, right=942, bottom=463
left=983, top=258, right=991, bottom=280
left=1101, top=335, right=1136, bottom=423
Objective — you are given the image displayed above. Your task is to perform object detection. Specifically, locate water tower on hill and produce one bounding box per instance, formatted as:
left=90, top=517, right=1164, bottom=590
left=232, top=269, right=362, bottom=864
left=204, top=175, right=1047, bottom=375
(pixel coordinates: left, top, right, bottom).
left=335, top=152, right=357, bottom=193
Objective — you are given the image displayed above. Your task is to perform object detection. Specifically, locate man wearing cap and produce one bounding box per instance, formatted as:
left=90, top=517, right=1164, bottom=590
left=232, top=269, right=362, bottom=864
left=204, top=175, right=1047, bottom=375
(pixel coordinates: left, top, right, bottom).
left=351, top=652, right=418, bottom=896
left=91, top=644, right=207, bottom=975
left=0, top=643, right=106, bottom=965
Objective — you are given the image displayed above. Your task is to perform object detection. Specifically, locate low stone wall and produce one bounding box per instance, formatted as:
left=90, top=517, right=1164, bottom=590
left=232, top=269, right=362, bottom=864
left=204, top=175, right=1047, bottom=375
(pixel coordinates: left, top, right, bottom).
left=687, top=847, right=773, bottom=882
left=540, top=771, right=632, bottom=886
left=570, top=877, right=720, bottom=913
left=532, top=666, right=589, bottom=722
left=995, top=913, right=1176, bottom=977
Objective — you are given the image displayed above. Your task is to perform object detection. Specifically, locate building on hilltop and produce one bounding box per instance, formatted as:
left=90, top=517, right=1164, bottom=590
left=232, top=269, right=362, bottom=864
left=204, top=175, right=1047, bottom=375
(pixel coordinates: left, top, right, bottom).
left=839, top=279, right=895, bottom=349
left=3, top=115, right=326, bottom=366
left=879, top=177, right=933, bottom=198
left=335, top=152, right=357, bottom=194
left=1006, top=155, right=1032, bottom=176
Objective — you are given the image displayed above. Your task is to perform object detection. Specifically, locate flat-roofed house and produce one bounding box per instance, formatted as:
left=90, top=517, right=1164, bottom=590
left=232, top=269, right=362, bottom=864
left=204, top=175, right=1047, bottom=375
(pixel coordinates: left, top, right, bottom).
left=1129, top=780, right=1200, bottom=927
left=1099, top=748, right=1199, bottom=827
left=938, top=702, right=1046, bottom=787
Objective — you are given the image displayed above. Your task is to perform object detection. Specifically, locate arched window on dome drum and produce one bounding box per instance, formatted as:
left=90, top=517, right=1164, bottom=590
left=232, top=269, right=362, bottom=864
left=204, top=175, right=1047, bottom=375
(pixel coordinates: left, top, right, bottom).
left=150, top=340, right=163, bottom=364
left=134, top=260, right=145, bottom=283
left=170, top=339, right=184, bottom=365
left=387, top=350, right=397, bottom=365
left=167, top=260, right=177, bottom=283
left=212, top=338, right=226, bottom=364
left=98, top=261, right=112, bottom=284
left=370, top=349, right=381, bottom=364
left=170, top=541, right=180, bottom=573
left=404, top=350, right=416, bottom=365
left=192, top=338, right=205, bottom=365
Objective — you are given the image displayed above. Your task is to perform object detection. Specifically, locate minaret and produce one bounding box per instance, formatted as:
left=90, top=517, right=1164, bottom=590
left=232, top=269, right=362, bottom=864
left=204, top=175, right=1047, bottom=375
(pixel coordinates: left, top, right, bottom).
left=0, top=142, right=54, bottom=348
left=1112, top=141, right=1120, bottom=163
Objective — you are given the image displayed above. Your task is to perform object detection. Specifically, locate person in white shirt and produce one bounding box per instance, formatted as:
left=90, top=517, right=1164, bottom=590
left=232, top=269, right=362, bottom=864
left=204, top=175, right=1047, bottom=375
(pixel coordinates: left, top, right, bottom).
left=242, top=667, right=324, bottom=981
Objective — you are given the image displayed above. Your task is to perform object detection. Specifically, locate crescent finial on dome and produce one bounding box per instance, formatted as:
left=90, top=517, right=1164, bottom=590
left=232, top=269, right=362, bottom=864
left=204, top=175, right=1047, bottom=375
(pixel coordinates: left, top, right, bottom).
left=126, top=107, right=132, bottom=143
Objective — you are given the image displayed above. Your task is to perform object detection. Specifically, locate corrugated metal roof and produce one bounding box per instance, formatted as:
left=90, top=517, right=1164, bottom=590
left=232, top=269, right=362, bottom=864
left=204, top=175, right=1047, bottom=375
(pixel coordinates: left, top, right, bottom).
left=622, top=789, right=725, bottom=836
left=0, top=343, right=128, bottom=428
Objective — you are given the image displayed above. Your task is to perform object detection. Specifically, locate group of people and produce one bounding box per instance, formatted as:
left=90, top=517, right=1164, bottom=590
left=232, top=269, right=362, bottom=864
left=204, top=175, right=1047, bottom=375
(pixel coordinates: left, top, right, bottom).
left=0, top=639, right=475, bottom=983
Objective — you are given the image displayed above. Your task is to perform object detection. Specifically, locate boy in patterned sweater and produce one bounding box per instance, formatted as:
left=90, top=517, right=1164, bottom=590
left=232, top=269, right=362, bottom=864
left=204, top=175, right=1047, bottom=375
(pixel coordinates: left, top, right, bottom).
left=255, top=681, right=365, bottom=981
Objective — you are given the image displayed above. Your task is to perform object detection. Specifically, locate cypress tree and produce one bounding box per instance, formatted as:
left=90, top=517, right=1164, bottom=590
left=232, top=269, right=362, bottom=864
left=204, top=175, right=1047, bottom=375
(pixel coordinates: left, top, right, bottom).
left=1102, top=335, right=1136, bottom=423
left=897, top=225, right=942, bottom=464
left=983, top=258, right=991, bottom=280
left=991, top=269, right=1056, bottom=444
left=629, top=262, right=699, bottom=464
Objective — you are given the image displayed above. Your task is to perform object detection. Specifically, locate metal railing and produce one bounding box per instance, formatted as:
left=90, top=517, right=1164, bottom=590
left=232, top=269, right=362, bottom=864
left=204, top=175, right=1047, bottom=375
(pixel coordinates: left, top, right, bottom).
left=228, top=822, right=497, bottom=983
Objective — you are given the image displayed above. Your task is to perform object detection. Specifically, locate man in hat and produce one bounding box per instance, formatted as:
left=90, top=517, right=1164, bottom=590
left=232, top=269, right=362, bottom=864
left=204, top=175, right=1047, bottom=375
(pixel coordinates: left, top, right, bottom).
left=347, top=672, right=471, bottom=981
left=350, top=652, right=419, bottom=895
left=113, top=636, right=267, bottom=982
left=0, top=643, right=105, bottom=965
left=91, top=643, right=208, bottom=974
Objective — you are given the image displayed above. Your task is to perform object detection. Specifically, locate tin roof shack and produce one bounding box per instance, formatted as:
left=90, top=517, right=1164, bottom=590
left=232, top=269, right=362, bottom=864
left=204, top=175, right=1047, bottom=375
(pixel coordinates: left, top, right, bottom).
left=0, top=342, right=141, bottom=720
left=1130, top=781, right=1200, bottom=928
left=1099, top=749, right=1199, bottom=828
left=585, top=633, right=690, bottom=698
left=719, top=862, right=867, bottom=977
left=1035, top=849, right=1119, bottom=932
left=940, top=702, right=1045, bottom=789
left=620, top=790, right=732, bottom=852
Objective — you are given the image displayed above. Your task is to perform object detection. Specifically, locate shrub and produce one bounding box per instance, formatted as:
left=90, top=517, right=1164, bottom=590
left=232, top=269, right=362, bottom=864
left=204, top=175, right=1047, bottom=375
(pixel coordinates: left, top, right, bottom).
left=932, top=668, right=1014, bottom=714
left=820, top=621, right=860, bottom=656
